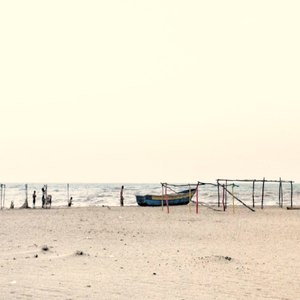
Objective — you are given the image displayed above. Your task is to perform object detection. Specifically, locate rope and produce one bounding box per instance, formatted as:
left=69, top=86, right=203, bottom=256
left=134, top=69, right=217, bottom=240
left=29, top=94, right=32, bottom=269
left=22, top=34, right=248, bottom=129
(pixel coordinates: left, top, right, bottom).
left=160, top=183, right=197, bottom=195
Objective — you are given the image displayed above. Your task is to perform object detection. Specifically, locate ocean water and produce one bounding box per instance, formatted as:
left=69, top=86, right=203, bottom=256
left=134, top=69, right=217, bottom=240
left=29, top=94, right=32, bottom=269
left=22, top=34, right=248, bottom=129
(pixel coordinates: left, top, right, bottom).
left=1, top=182, right=300, bottom=209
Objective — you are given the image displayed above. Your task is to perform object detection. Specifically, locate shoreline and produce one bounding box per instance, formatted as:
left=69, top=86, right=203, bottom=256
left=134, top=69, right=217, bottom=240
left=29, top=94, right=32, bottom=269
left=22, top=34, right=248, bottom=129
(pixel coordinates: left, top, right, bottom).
left=1, top=182, right=299, bottom=211
left=1, top=202, right=299, bottom=210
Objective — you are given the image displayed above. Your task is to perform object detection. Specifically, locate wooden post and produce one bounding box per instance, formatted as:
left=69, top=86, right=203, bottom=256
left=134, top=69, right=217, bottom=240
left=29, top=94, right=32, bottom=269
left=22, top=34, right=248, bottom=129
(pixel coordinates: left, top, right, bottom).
left=67, top=183, right=70, bottom=205
left=0, top=184, right=3, bottom=209
left=164, top=185, right=169, bottom=214
left=25, top=184, right=29, bottom=208
left=196, top=184, right=199, bottom=214
left=188, top=184, right=191, bottom=213
left=280, top=180, right=284, bottom=208
left=278, top=178, right=282, bottom=207
left=222, top=185, right=226, bottom=211
left=252, top=180, right=256, bottom=208
left=3, top=184, right=5, bottom=209
left=161, top=184, right=164, bottom=211
left=225, top=180, right=228, bottom=210
left=261, top=178, right=265, bottom=209
left=279, top=178, right=283, bottom=208
left=232, top=184, right=235, bottom=213
left=290, top=181, right=293, bottom=208
left=217, top=180, right=220, bottom=207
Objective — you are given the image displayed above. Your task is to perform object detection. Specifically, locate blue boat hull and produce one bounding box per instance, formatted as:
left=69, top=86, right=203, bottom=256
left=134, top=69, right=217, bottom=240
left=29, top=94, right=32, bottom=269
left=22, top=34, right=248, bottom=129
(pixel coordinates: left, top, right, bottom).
left=136, top=189, right=196, bottom=207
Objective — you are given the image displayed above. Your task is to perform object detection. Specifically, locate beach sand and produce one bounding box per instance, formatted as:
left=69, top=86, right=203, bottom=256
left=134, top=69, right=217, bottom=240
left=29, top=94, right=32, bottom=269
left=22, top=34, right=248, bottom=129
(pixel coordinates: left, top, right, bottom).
left=0, top=205, right=299, bottom=299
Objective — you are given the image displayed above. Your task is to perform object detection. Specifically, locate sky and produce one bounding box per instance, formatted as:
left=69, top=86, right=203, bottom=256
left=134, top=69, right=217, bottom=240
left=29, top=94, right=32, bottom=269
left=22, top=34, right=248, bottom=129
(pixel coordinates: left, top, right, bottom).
left=1, top=1, right=300, bottom=183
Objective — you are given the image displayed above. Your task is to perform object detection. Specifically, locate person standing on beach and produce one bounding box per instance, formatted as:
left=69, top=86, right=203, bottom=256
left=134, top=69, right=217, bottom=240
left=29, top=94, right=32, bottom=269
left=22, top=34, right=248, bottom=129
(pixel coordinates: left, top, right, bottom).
left=32, top=191, right=36, bottom=208
left=120, top=186, right=124, bottom=206
left=68, top=197, right=73, bottom=207
left=41, top=186, right=46, bottom=208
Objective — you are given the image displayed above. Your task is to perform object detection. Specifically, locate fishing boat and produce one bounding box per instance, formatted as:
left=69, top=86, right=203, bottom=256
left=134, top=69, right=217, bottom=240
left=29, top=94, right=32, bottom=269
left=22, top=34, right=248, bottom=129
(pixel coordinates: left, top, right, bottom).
left=136, top=189, right=196, bottom=206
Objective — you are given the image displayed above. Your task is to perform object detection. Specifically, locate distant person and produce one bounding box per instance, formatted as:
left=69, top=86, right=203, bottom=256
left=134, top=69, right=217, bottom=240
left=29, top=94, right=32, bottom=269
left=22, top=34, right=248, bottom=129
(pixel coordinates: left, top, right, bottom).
left=68, top=197, right=73, bottom=207
left=41, top=186, right=46, bottom=208
left=32, top=190, right=37, bottom=208
left=120, top=186, right=124, bottom=206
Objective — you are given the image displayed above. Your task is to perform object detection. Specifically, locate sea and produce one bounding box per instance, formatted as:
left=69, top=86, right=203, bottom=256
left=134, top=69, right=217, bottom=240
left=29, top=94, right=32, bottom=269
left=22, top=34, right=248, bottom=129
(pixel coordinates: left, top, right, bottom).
left=1, top=182, right=300, bottom=209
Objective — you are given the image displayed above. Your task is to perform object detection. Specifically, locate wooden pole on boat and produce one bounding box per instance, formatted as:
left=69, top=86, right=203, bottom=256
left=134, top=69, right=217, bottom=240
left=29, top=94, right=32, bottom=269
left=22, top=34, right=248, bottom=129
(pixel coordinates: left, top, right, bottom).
left=261, top=178, right=265, bottom=209
left=196, top=184, right=199, bottom=214
left=252, top=180, right=255, bottom=208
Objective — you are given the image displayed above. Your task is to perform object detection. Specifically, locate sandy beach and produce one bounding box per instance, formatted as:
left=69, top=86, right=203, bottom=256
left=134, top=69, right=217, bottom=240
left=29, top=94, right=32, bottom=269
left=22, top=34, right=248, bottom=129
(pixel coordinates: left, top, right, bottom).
left=0, top=205, right=299, bottom=299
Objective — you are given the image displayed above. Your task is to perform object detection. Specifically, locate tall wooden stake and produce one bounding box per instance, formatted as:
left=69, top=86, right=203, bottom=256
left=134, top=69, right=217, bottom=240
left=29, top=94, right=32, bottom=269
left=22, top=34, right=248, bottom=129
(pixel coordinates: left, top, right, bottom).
left=290, top=181, right=293, bottom=208
left=222, top=185, right=226, bottom=211
left=232, top=185, right=235, bottom=213
left=188, top=184, right=191, bottom=213
left=0, top=184, right=3, bottom=209
left=196, top=184, right=199, bottom=214
left=161, top=184, right=164, bottom=211
left=252, top=180, right=255, bottom=208
left=3, top=184, right=5, bottom=209
left=67, top=183, right=70, bottom=205
left=25, top=184, right=28, bottom=208
left=278, top=178, right=282, bottom=207
left=217, top=180, right=220, bottom=207
left=225, top=180, right=228, bottom=210
left=280, top=180, right=284, bottom=208
left=261, top=178, right=265, bottom=209
left=164, top=186, right=169, bottom=214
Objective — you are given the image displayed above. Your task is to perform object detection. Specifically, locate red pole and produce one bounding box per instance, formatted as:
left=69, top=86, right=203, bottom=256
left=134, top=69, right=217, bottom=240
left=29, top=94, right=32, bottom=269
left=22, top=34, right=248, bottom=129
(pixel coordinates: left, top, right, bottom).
left=196, top=185, right=199, bottom=214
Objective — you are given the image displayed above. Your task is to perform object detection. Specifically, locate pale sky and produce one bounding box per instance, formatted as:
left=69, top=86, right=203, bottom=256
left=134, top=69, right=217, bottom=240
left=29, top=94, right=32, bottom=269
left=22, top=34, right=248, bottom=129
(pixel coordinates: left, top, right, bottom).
left=1, top=1, right=299, bottom=183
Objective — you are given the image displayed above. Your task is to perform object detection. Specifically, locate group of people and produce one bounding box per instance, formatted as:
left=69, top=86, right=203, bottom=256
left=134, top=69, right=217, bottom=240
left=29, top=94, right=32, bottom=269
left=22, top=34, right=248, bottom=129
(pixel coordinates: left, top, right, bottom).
left=30, top=185, right=125, bottom=208
left=31, top=185, right=49, bottom=208
left=32, top=185, right=72, bottom=208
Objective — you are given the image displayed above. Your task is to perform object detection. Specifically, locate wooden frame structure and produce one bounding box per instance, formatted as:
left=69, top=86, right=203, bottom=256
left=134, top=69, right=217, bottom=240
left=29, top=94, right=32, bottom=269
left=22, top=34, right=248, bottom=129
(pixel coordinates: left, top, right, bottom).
left=197, top=181, right=255, bottom=212
left=217, top=178, right=294, bottom=209
left=162, top=181, right=256, bottom=213
left=162, top=179, right=295, bottom=213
